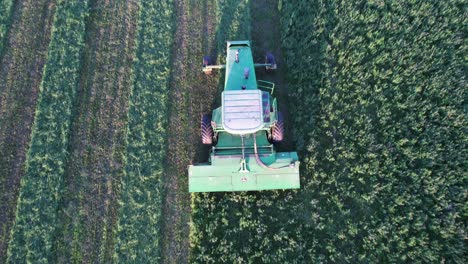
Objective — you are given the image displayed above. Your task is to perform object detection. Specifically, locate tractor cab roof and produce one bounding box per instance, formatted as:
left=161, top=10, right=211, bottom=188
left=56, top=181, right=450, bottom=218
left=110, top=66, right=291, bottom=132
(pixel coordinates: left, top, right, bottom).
left=222, top=90, right=263, bottom=135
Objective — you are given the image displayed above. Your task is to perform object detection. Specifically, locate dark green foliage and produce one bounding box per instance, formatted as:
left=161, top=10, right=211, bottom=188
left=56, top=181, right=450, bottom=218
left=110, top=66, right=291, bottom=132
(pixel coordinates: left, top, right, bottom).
left=113, top=0, right=174, bottom=262
left=280, top=0, right=466, bottom=262
left=191, top=191, right=304, bottom=263
left=6, top=0, right=88, bottom=262
left=0, top=0, right=14, bottom=56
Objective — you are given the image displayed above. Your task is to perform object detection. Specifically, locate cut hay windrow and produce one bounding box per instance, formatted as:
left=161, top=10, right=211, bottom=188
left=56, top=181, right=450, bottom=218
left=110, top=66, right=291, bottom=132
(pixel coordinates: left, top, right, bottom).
left=7, top=0, right=89, bottom=263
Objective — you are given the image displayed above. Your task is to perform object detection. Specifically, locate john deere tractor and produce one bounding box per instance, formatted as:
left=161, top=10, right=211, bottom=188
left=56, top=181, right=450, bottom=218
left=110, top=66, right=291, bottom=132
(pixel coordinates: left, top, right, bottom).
left=188, top=40, right=300, bottom=192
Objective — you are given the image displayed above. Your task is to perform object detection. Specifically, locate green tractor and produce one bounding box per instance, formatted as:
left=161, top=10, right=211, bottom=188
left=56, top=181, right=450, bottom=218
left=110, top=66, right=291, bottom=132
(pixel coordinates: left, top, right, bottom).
left=188, top=40, right=300, bottom=192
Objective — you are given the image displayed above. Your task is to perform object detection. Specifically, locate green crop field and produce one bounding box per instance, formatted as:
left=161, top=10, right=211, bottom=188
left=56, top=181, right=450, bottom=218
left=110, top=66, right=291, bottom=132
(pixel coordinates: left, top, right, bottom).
left=0, top=0, right=465, bottom=263
left=279, top=1, right=466, bottom=262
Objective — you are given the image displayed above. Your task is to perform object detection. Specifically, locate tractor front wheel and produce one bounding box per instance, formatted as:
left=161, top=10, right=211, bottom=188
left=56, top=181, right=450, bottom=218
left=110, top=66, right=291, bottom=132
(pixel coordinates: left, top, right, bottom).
left=272, top=112, right=284, bottom=142
left=201, top=114, right=214, bottom=145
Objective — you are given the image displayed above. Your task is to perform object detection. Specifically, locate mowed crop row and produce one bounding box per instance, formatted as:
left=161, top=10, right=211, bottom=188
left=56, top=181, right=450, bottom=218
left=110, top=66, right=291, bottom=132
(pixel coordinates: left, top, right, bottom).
left=160, top=0, right=219, bottom=262
left=113, top=0, right=174, bottom=262
left=0, top=0, right=56, bottom=260
left=6, top=0, right=89, bottom=263
left=53, top=0, right=139, bottom=262
left=279, top=0, right=465, bottom=262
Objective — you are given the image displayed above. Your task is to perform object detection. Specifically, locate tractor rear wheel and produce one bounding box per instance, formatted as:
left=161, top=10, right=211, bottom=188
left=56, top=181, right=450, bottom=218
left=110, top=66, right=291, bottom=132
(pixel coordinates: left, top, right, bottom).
left=272, top=112, right=284, bottom=142
left=201, top=114, right=214, bottom=145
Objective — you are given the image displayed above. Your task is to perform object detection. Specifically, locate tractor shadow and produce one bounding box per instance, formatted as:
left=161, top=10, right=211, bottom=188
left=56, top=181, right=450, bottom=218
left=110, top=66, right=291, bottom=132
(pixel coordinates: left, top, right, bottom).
left=193, top=0, right=249, bottom=163
left=249, top=0, right=295, bottom=153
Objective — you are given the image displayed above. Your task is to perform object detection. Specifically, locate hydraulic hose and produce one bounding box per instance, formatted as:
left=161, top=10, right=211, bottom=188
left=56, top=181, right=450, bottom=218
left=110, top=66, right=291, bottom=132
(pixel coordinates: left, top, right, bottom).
left=253, top=133, right=293, bottom=170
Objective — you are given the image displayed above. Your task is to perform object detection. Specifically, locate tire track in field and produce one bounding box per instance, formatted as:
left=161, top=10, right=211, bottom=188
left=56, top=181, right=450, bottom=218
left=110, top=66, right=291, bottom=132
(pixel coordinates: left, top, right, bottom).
left=250, top=0, right=293, bottom=151
left=162, top=0, right=218, bottom=262
left=55, top=0, right=138, bottom=262
left=0, top=0, right=56, bottom=260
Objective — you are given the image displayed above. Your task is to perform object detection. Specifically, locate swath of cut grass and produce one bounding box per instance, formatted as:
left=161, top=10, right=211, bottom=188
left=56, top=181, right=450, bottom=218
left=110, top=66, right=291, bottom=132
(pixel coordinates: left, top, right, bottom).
left=6, top=0, right=88, bottom=262
left=0, top=0, right=56, bottom=261
left=113, top=0, right=175, bottom=262
left=53, top=0, right=139, bottom=262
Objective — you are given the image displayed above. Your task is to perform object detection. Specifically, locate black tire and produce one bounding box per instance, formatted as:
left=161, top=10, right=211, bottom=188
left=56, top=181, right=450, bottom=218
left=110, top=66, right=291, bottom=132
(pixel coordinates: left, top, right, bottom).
left=266, top=52, right=276, bottom=65
left=201, top=114, right=213, bottom=145
left=272, top=112, right=284, bottom=143
left=203, top=55, right=212, bottom=67
left=203, top=56, right=213, bottom=75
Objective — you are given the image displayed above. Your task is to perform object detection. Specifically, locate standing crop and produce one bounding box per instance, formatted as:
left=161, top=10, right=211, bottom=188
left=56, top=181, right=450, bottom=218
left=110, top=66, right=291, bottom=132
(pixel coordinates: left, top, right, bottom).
left=6, top=0, right=88, bottom=262
left=279, top=0, right=466, bottom=262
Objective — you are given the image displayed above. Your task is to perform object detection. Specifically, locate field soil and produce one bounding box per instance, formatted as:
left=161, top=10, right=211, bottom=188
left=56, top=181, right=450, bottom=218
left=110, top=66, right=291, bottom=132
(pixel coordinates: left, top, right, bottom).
left=0, top=0, right=56, bottom=260
left=0, top=0, right=292, bottom=262
left=161, top=0, right=218, bottom=262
